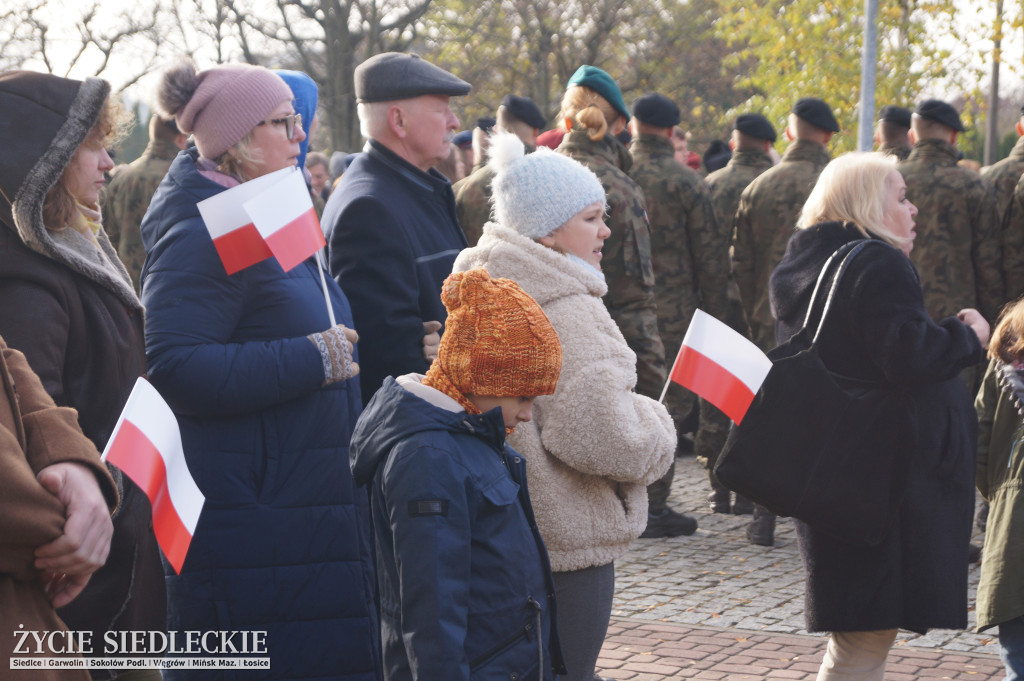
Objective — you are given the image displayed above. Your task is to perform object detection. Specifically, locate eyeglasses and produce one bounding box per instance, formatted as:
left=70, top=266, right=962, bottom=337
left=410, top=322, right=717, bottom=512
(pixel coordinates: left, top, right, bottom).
left=258, top=113, right=302, bottom=141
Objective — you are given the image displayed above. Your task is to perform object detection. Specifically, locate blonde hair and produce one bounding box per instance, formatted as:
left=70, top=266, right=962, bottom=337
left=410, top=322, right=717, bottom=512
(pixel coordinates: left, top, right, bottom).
left=796, top=152, right=910, bottom=251
left=43, top=95, right=133, bottom=229
left=214, top=131, right=262, bottom=182
left=989, top=298, right=1024, bottom=363
left=558, top=85, right=619, bottom=141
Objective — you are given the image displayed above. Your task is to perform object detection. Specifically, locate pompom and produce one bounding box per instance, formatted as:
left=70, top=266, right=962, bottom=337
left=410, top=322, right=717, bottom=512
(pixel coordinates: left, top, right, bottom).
left=156, top=59, right=199, bottom=119
left=487, top=131, right=526, bottom=175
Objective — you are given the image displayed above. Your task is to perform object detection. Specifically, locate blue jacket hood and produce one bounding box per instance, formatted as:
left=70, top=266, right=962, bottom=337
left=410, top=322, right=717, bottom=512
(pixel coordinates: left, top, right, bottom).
left=350, top=376, right=507, bottom=486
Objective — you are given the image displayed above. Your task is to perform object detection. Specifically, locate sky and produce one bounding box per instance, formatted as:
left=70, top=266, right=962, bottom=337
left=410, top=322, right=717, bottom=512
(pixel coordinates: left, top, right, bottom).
left=18, top=0, right=1024, bottom=108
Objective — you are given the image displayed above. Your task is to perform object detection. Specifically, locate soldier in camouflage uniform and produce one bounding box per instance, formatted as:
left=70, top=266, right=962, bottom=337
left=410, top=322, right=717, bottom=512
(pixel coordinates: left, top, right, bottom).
left=900, top=100, right=1004, bottom=328
left=102, top=113, right=187, bottom=291
left=700, top=113, right=776, bottom=515
left=875, top=105, right=913, bottom=162
left=555, top=67, right=685, bottom=535
left=454, top=96, right=546, bottom=246
left=733, top=97, right=838, bottom=546
left=981, top=107, right=1024, bottom=298
left=1005, top=172, right=1024, bottom=298
left=628, top=93, right=729, bottom=536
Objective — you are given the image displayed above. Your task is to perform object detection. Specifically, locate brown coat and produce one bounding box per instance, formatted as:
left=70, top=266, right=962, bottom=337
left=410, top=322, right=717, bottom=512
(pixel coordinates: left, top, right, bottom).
left=0, top=337, right=116, bottom=679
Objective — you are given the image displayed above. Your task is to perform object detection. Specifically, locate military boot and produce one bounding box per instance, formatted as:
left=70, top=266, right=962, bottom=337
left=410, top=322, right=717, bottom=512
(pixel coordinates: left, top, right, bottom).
left=707, top=482, right=731, bottom=513
left=746, top=504, right=776, bottom=546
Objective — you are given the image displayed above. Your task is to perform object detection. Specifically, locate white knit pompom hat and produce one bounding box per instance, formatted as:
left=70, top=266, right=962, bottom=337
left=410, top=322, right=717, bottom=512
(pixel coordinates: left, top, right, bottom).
left=488, top=132, right=605, bottom=239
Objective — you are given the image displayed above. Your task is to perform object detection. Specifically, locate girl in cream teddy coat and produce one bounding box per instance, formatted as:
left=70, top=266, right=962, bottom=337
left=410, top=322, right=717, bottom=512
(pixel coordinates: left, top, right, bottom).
left=453, top=132, right=675, bottom=681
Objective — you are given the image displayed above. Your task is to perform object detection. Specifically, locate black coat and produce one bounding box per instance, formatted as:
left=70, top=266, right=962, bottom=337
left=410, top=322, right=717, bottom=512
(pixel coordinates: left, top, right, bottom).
left=323, top=141, right=468, bottom=405
left=769, top=221, right=984, bottom=634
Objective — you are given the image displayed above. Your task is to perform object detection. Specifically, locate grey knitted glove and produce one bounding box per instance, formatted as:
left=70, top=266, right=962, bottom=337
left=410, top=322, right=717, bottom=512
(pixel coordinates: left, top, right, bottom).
left=307, top=324, right=360, bottom=386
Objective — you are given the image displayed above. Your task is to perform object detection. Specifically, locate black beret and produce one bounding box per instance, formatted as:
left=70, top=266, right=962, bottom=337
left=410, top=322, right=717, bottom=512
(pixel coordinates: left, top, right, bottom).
left=500, top=94, right=547, bottom=130
left=734, top=113, right=776, bottom=142
left=476, top=116, right=496, bottom=131
left=630, top=93, right=681, bottom=128
left=791, top=97, right=839, bottom=133
left=703, top=140, right=732, bottom=172
left=355, top=52, right=471, bottom=103
left=914, top=99, right=965, bottom=132
left=878, top=105, right=912, bottom=128
left=452, top=130, right=473, bottom=148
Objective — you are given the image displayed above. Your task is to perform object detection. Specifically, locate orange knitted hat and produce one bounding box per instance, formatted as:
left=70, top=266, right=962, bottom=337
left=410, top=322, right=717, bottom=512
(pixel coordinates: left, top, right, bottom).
left=424, top=268, right=561, bottom=402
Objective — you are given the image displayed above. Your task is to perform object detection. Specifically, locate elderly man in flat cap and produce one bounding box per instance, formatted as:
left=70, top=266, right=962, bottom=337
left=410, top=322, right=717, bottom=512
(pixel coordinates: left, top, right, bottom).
left=732, top=96, right=837, bottom=547
left=323, top=52, right=472, bottom=405
left=454, top=95, right=547, bottom=245
left=900, top=100, right=1003, bottom=335
left=626, top=92, right=729, bottom=538
left=874, top=105, right=913, bottom=161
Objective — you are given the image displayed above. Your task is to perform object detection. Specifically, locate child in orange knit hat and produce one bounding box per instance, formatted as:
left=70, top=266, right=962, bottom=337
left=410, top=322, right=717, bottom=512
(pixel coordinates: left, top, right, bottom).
left=350, top=267, right=565, bottom=681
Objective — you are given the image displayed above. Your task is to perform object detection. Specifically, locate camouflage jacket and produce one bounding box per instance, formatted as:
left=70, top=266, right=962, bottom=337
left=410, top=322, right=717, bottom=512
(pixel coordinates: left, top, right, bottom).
left=1004, top=174, right=1024, bottom=298
left=629, top=133, right=730, bottom=362
left=733, top=139, right=830, bottom=350
left=981, top=134, right=1024, bottom=222
left=453, top=164, right=494, bottom=246
left=558, top=130, right=666, bottom=398
left=102, top=138, right=179, bottom=291
left=900, top=139, right=1005, bottom=322
left=879, top=143, right=912, bottom=162
left=705, top=148, right=774, bottom=240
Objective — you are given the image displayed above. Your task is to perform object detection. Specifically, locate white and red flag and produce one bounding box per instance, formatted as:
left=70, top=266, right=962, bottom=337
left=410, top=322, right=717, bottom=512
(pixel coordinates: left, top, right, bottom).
left=102, top=378, right=204, bottom=574
left=243, top=169, right=325, bottom=272
left=662, top=309, right=772, bottom=425
left=196, top=167, right=291, bottom=275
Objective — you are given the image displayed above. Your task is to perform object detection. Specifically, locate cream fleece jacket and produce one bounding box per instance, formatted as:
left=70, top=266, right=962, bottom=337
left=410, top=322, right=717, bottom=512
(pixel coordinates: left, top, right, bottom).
left=453, top=223, right=675, bottom=572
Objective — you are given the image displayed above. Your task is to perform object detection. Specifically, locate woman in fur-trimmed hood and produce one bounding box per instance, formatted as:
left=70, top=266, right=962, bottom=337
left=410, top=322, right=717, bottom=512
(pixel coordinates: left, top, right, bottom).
left=0, top=70, right=165, bottom=678
left=453, top=132, right=675, bottom=681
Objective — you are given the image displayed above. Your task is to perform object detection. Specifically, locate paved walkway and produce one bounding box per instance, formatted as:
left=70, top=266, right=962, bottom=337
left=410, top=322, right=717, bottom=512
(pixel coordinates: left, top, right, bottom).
left=597, top=455, right=1003, bottom=679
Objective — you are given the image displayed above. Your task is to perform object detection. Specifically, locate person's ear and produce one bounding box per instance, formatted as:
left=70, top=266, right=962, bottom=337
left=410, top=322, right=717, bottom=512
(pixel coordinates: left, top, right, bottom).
left=388, top=105, right=406, bottom=139
left=908, top=129, right=917, bottom=145
left=538, top=234, right=556, bottom=248
left=563, top=116, right=574, bottom=132
left=1017, top=120, right=1024, bottom=137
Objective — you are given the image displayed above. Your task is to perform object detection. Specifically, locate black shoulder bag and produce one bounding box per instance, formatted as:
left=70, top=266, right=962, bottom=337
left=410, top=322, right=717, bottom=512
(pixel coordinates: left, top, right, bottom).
left=714, top=239, right=914, bottom=546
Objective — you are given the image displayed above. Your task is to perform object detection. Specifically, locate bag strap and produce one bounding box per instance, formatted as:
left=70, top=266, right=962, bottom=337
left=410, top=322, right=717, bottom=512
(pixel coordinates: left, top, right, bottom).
left=800, top=238, right=888, bottom=346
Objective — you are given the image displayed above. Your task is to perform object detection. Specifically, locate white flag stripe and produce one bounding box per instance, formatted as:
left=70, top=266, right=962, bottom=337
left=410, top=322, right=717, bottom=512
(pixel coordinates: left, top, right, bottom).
left=197, top=166, right=293, bottom=238
left=244, top=169, right=314, bottom=238
left=681, top=309, right=773, bottom=392
left=102, top=379, right=204, bottom=534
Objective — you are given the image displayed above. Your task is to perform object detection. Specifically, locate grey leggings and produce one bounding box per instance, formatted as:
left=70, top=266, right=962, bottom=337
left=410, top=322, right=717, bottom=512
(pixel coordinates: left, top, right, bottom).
left=552, top=562, right=615, bottom=681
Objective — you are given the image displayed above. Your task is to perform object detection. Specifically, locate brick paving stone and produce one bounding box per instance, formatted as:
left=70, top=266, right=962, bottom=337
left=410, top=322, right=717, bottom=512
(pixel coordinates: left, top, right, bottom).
left=593, top=457, right=1004, bottom=679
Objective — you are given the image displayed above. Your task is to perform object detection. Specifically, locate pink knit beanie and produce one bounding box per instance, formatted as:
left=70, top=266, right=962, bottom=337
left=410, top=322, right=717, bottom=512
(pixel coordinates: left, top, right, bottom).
left=156, top=62, right=293, bottom=159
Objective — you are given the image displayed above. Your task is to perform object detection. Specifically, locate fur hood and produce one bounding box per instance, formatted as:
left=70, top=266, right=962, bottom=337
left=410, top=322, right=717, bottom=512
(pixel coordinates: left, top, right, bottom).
left=0, top=71, right=140, bottom=310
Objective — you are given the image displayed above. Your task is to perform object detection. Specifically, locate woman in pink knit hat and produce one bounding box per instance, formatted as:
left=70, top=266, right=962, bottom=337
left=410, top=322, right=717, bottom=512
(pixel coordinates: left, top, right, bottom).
left=139, top=61, right=380, bottom=680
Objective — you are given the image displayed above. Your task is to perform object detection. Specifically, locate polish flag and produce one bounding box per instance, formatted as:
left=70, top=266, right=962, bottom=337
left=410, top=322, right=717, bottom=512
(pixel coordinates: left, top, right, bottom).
left=102, top=378, right=204, bottom=574
left=197, top=167, right=292, bottom=275
left=666, top=309, right=772, bottom=425
left=243, top=169, right=325, bottom=272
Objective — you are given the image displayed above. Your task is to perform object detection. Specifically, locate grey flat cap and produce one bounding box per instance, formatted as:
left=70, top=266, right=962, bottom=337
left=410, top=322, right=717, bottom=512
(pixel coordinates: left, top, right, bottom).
left=355, top=52, right=471, bottom=103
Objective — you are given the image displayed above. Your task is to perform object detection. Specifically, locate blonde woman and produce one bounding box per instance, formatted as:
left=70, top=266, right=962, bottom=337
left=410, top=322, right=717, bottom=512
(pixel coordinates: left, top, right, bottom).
left=769, top=152, right=988, bottom=681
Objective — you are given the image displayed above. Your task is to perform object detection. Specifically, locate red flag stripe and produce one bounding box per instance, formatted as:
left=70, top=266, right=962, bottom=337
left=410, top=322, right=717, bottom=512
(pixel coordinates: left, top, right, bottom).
left=264, top=207, right=325, bottom=272
left=105, top=420, right=194, bottom=573
left=670, top=345, right=757, bottom=424
left=212, top=223, right=273, bottom=275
